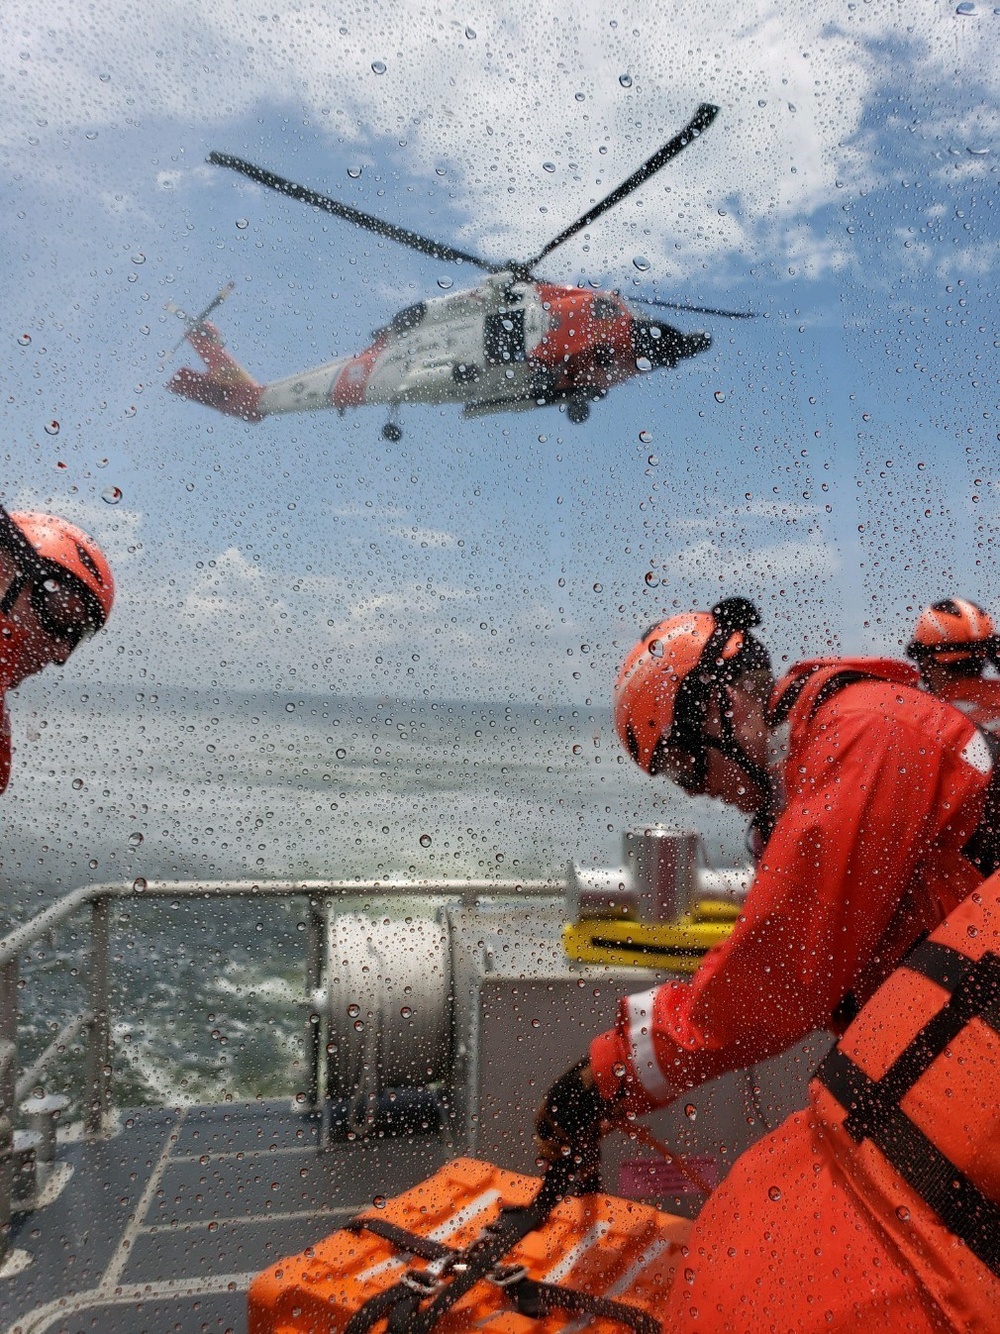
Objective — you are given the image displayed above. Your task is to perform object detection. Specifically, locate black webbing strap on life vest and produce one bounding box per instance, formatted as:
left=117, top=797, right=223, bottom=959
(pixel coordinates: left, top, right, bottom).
left=767, top=668, right=877, bottom=729
left=815, top=943, right=1000, bottom=1277
left=341, top=1173, right=661, bottom=1334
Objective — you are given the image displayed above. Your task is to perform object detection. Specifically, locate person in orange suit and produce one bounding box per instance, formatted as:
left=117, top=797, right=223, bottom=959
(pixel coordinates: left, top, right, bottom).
left=907, top=595, right=1000, bottom=732
left=0, top=508, right=114, bottom=793
left=537, top=597, right=998, bottom=1326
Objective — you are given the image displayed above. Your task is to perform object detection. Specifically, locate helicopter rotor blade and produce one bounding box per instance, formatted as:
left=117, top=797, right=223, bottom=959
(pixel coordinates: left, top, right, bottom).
left=208, top=152, right=504, bottom=273
left=627, top=295, right=756, bottom=319
left=522, top=102, right=720, bottom=271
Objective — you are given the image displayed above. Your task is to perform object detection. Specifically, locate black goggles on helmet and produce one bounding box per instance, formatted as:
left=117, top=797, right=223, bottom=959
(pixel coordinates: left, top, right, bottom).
left=1, top=566, right=105, bottom=648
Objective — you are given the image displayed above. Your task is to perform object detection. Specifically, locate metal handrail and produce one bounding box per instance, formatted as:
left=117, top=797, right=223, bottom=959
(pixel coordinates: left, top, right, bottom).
left=0, top=874, right=562, bottom=1269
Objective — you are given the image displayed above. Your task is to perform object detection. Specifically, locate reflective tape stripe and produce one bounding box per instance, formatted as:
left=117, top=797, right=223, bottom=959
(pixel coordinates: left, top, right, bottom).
left=626, top=988, right=673, bottom=1102
left=961, top=730, right=993, bottom=774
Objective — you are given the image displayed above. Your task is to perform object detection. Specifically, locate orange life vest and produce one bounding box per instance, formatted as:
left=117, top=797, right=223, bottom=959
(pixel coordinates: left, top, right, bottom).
left=810, top=876, right=1000, bottom=1327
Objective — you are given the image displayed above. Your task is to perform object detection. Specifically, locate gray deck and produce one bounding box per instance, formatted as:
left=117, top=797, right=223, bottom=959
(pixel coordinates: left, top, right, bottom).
left=1, top=1101, right=452, bottom=1334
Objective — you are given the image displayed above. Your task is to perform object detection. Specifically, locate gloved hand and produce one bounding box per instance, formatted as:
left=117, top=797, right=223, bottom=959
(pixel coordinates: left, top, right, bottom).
left=534, top=1058, right=613, bottom=1195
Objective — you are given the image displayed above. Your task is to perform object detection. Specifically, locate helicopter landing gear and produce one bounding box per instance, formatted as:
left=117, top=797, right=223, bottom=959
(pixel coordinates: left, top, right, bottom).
left=566, top=397, right=590, bottom=425
left=382, top=421, right=402, bottom=442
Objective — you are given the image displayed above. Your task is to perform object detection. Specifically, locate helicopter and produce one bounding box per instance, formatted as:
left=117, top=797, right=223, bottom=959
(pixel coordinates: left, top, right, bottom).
left=167, top=103, right=753, bottom=439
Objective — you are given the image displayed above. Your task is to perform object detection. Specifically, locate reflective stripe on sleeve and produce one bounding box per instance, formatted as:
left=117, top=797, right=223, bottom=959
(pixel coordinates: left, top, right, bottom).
left=626, top=987, right=673, bottom=1102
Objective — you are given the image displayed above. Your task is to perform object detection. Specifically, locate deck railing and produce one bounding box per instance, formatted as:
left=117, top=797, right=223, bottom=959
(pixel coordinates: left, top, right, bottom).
left=0, top=875, right=559, bottom=1268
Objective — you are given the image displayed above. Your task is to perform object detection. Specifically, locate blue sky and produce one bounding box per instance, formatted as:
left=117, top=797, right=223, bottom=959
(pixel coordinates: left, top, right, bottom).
left=3, top=0, right=999, bottom=703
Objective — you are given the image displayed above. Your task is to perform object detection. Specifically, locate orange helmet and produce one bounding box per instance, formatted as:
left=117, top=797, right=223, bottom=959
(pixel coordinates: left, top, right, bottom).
left=614, top=597, right=768, bottom=780
left=5, top=512, right=114, bottom=638
left=906, top=598, right=995, bottom=666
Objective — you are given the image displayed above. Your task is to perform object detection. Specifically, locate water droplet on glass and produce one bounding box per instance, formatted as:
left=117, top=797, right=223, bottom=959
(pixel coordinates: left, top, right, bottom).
left=102, top=486, right=123, bottom=505
left=767, top=1185, right=782, bottom=1201
left=648, top=454, right=658, bottom=466
left=714, top=391, right=726, bottom=403
left=648, top=639, right=664, bottom=658
left=347, top=166, right=362, bottom=179
left=684, top=1103, right=697, bottom=1121
left=85, top=131, right=98, bottom=141
left=124, top=405, right=136, bottom=418
left=335, top=747, right=347, bottom=760
left=128, top=832, right=143, bottom=848
left=400, top=1006, right=412, bottom=1018
left=575, top=91, right=586, bottom=102
left=632, top=255, right=650, bottom=272
left=464, top=26, right=476, bottom=39
left=373, top=1194, right=387, bottom=1208
left=644, top=571, right=659, bottom=588
left=956, top=1, right=976, bottom=12
left=967, top=924, right=979, bottom=937
left=44, top=420, right=59, bottom=435
left=636, top=356, right=652, bottom=372
left=89, top=859, right=99, bottom=870
left=437, top=276, right=453, bottom=290
left=572, top=744, right=583, bottom=756
left=542, top=162, right=556, bottom=174
left=131, top=252, right=145, bottom=265
left=371, top=60, right=387, bottom=75
left=71, top=777, right=84, bottom=790
left=347, top=1003, right=360, bottom=1017
left=235, top=217, right=249, bottom=229
left=593, top=582, right=603, bottom=593
left=132, top=877, right=147, bottom=893
left=17, top=333, right=31, bottom=346
left=99, top=72, right=111, bottom=82
left=895, top=1205, right=911, bottom=1221
left=638, top=429, right=653, bottom=443
left=619, top=73, right=633, bottom=88
left=419, top=833, right=432, bottom=848
left=967, top=145, right=990, bottom=156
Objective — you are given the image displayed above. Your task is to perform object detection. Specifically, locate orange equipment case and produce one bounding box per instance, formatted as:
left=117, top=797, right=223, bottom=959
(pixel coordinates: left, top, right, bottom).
left=248, top=1156, right=691, bottom=1334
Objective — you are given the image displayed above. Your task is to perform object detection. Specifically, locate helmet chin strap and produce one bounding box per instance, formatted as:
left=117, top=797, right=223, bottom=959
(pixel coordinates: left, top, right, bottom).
left=704, top=697, right=775, bottom=826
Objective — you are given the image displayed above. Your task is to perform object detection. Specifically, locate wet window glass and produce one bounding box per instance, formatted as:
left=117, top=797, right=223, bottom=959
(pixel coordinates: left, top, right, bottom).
left=2, top=3, right=998, bottom=1329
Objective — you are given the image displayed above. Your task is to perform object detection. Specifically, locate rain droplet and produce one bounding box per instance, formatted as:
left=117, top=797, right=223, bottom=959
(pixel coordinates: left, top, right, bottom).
left=464, top=26, right=476, bottom=39
left=347, top=166, right=362, bottom=179
left=593, top=582, right=603, bottom=593
left=636, top=356, right=652, bottom=372
left=373, top=1194, right=387, bottom=1208
left=419, top=833, right=432, bottom=848
left=639, top=429, right=653, bottom=443
left=644, top=571, right=659, bottom=588
left=619, top=73, right=633, bottom=88
left=71, top=777, right=84, bottom=790
left=437, top=276, right=453, bottom=289
left=684, top=1103, right=697, bottom=1121
left=575, top=92, right=586, bottom=102
left=17, top=333, right=31, bottom=346
left=347, top=1003, right=360, bottom=1017
left=132, top=877, right=147, bottom=893
left=967, top=145, right=990, bottom=156
left=767, top=1185, right=782, bottom=1201
left=648, top=454, right=658, bottom=466
left=371, top=60, right=387, bottom=75
left=335, top=747, right=347, bottom=759
left=128, top=832, right=143, bottom=848
left=956, top=1, right=976, bottom=12
left=400, top=1006, right=412, bottom=1018
left=131, top=253, right=145, bottom=265
left=542, top=162, right=556, bottom=173
left=632, top=255, right=650, bottom=272
left=572, top=744, right=583, bottom=755
left=44, top=420, right=59, bottom=435
left=99, top=72, right=111, bottom=82
left=714, top=391, right=726, bottom=403
left=648, top=639, right=664, bottom=658
left=895, top=1205, right=911, bottom=1221
left=124, top=405, right=136, bottom=418
left=235, top=217, right=249, bottom=229
left=102, top=486, right=123, bottom=505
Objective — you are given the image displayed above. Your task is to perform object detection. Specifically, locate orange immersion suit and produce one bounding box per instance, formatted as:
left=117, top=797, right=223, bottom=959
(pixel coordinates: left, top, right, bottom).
left=590, top=658, right=994, bottom=1116
left=667, top=873, right=1000, bottom=1333
left=931, top=675, right=1000, bottom=734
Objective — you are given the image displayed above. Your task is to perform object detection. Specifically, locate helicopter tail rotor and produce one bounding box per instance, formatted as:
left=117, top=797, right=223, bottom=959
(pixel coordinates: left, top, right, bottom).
left=166, top=318, right=264, bottom=422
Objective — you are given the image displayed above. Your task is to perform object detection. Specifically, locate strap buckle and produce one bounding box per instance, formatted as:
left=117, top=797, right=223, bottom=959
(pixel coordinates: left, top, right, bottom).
left=489, top=1263, right=528, bottom=1288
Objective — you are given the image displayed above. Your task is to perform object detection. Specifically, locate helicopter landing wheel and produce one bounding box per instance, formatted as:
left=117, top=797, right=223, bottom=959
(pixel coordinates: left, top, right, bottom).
left=382, top=421, right=403, bottom=442
left=566, top=398, right=590, bottom=425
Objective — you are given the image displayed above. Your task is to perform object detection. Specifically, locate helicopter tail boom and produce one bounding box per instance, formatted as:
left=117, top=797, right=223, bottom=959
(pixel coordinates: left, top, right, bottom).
left=167, top=321, right=264, bottom=422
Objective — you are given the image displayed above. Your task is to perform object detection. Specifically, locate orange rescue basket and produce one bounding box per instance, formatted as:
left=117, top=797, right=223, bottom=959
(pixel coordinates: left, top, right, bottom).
left=248, top=1156, right=690, bottom=1334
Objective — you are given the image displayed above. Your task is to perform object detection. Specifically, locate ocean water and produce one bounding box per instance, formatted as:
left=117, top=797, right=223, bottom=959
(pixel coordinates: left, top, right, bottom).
left=2, top=681, right=746, bottom=1105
